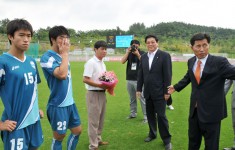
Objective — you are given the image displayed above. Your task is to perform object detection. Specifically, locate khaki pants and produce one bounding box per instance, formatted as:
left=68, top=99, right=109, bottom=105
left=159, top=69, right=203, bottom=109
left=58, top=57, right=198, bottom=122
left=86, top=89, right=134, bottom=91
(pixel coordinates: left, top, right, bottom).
left=86, top=91, right=106, bottom=150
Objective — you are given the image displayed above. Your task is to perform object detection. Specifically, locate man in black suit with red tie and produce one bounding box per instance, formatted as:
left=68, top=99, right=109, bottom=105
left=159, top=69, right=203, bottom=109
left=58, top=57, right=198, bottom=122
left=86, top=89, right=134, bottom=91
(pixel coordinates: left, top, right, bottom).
left=137, top=35, right=172, bottom=150
left=168, top=33, right=235, bottom=150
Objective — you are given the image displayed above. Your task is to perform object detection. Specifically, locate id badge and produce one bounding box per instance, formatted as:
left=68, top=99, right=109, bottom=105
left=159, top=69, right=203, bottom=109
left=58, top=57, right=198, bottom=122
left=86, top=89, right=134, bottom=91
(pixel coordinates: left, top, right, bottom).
left=131, top=63, right=137, bottom=70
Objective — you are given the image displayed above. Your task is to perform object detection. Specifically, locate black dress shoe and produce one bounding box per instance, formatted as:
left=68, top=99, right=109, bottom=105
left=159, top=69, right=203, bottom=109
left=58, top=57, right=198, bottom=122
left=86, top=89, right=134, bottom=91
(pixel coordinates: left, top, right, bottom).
left=144, top=136, right=156, bottom=142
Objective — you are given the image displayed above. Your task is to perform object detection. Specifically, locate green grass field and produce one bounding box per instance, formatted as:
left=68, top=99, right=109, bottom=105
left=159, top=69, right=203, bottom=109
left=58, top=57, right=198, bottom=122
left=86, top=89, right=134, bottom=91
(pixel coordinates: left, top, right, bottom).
left=0, top=61, right=233, bottom=150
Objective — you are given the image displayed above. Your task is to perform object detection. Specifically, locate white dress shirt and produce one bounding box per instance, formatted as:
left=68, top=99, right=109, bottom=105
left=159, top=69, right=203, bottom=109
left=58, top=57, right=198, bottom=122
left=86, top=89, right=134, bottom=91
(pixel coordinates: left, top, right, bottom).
left=147, top=49, right=158, bottom=70
left=193, top=55, right=208, bottom=77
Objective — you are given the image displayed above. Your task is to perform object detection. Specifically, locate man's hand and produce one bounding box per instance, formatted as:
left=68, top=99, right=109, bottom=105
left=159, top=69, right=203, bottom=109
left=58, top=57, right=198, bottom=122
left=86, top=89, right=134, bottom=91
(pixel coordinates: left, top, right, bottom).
left=126, top=47, right=132, bottom=53
left=168, top=85, right=175, bottom=94
left=132, top=48, right=139, bottom=54
left=98, top=83, right=109, bottom=89
left=0, top=120, right=17, bottom=132
left=136, top=91, right=142, bottom=99
left=164, top=94, right=170, bottom=101
left=58, top=38, right=70, bottom=55
left=39, top=109, right=44, bottom=119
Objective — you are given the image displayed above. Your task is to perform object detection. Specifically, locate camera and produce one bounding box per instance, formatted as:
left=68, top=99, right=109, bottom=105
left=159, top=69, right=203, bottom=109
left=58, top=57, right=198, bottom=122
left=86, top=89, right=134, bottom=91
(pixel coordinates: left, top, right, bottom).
left=131, top=45, right=137, bottom=52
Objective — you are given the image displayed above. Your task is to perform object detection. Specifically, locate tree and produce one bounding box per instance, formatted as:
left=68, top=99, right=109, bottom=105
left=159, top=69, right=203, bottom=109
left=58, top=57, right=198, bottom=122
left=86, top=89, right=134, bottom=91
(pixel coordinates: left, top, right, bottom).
left=128, top=23, right=146, bottom=36
left=35, top=28, right=49, bottom=41
left=0, top=18, right=10, bottom=34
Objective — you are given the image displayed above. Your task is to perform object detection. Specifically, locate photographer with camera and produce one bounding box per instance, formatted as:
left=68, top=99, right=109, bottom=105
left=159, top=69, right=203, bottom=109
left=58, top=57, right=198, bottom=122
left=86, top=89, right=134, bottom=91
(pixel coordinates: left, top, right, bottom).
left=121, top=40, right=147, bottom=123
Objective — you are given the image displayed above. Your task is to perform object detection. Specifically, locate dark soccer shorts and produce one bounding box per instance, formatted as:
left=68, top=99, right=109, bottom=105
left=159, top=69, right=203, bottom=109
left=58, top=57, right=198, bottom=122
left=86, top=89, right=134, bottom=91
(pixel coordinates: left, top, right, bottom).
left=47, top=103, right=81, bottom=135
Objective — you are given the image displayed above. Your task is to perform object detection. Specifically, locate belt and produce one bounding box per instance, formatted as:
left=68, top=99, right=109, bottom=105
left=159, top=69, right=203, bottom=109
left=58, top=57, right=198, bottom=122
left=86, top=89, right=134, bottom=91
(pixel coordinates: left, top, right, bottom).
left=89, top=90, right=105, bottom=92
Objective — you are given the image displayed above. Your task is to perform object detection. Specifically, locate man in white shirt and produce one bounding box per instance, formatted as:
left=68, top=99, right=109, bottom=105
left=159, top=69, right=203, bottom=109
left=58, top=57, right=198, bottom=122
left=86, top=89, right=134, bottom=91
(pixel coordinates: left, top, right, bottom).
left=83, top=40, right=109, bottom=150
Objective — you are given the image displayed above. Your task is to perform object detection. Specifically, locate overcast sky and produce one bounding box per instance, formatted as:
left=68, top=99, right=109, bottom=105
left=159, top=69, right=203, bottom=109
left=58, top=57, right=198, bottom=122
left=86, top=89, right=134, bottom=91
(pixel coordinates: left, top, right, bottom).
left=0, top=0, right=234, bottom=32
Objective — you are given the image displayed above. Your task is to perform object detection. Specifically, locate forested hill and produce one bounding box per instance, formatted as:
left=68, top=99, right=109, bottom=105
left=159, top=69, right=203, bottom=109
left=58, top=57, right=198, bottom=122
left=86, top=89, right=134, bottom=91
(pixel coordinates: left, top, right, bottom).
left=143, top=22, right=235, bottom=40
left=127, top=22, right=235, bottom=54
left=1, top=19, right=235, bottom=55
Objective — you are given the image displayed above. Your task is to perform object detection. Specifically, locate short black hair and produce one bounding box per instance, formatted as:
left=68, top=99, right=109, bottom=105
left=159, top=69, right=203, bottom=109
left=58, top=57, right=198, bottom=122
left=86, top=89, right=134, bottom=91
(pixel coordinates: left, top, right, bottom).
left=130, top=40, right=140, bottom=45
left=190, top=33, right=211, bottom=46
left=7, top=19, right=33, bottom=44
left=49, top=25, right=70, bottom=46
left=145, top=35, right=159, bottom=43
left=94, top=40, right=107, bottom=49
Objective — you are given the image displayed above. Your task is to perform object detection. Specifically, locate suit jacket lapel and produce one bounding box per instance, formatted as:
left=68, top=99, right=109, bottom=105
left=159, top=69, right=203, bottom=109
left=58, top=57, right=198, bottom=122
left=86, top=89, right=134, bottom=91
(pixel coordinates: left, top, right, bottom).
left=200, top=55, right=211, bottom=83
left=150, top=50, right=160, bottom=71
left=142, top=54, right=150, bottom=74
left=189, top=57, right=198, bottom=84
left=189, top=57, right=196, bottom=71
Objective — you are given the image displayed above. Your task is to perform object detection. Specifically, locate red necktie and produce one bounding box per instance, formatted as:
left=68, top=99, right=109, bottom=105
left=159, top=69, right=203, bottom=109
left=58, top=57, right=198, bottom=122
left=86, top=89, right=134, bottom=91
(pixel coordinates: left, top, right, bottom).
left=195, top=60, right=202, bottom=84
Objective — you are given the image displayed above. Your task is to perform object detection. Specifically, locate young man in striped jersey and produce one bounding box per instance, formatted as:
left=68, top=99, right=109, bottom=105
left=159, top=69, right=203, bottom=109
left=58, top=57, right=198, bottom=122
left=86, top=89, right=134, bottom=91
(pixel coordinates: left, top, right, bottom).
left=0, top=19, right=43, bottom=150
left=40, top=25, right=82, bottom=150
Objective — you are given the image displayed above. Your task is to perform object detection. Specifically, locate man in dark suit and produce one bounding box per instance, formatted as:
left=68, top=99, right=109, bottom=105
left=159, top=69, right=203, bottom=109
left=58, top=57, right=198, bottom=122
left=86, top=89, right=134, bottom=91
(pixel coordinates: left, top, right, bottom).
left=137, top=35, right=172, bottom=150
left=168, top=33, right=235, bottom=150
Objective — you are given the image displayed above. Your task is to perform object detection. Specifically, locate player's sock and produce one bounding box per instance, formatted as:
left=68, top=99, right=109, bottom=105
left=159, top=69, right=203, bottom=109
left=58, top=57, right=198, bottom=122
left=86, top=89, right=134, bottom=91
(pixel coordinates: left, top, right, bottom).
left=67, top=134, right=80, bottom=150
left=51, top=138, right=62, bottom=150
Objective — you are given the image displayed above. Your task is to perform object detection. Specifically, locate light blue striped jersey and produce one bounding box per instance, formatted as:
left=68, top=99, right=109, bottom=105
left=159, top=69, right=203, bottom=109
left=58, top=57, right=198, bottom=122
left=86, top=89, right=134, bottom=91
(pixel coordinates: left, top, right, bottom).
left=40, top=50, right=74, bottom=107
left=0, top=53, right=41, bottom=130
